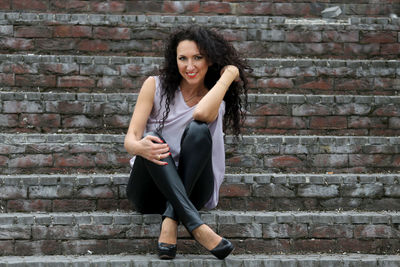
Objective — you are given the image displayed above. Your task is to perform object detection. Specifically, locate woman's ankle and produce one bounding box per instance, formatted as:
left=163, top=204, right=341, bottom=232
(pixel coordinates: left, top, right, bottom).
left=159, top=218, right=178, bottom=244
left=192, top=224, right=222, bottom=251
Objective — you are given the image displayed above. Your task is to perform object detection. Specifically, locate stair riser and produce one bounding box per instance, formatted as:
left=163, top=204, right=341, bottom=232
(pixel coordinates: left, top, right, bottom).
left=0, top=212, right=399, bottom=256
left=1, top=135, right=399, bottom=174
left=0, top=13, right=399, bottom=58
left=1, top=174, right=399, bottom=212
left=1, top=55, right=399, bottom=94
left=1, top=1, right=398, bottom=17
left=2, top=92, right=400, bottom=135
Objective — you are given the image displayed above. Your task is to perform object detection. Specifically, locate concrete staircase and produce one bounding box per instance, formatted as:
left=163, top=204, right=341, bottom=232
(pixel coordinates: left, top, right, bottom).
left=1, top=0, right=400, bottom=265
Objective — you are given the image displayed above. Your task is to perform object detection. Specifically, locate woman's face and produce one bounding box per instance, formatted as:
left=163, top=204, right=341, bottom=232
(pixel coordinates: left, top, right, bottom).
left=176, top=40, right=211, bottom=87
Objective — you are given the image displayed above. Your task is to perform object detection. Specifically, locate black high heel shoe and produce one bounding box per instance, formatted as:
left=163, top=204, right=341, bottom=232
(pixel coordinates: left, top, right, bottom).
left=209, top=238, right=234, bottom=260
left=157, top=242, right=177, bottom=260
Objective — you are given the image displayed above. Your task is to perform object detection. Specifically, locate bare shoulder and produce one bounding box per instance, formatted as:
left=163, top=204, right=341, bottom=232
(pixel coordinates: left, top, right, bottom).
left=138, top=76, right=157, bottom=100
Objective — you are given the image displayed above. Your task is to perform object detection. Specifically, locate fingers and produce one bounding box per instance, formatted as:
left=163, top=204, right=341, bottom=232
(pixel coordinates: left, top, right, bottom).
left=151, top=151, right=171, bottom=166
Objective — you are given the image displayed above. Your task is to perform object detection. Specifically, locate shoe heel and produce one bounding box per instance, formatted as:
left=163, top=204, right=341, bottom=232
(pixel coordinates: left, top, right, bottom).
left=209, top=238, right=234, bottom=260
left=158, top=242, right=177, bottom=260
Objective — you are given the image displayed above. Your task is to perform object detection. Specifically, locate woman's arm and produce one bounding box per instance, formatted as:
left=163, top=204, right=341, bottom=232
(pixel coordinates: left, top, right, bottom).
left=193, top=65, right=239, bottom=123
left=124, top=77, right=170, bottom=165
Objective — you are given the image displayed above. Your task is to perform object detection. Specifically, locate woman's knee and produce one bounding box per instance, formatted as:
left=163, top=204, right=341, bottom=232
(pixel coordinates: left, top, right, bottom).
left=183, top=120, right=211, bottom=144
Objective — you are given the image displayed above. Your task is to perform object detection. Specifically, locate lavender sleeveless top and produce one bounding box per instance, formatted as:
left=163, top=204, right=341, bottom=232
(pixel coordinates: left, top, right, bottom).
left=130, top=76, right=226, bottom=210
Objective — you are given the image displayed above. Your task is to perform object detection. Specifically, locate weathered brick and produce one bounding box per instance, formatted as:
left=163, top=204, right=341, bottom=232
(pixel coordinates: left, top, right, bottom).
left=7, top=199, right=51, bottom=212
left=14, top=240, right=61, bottom=256
left=77, top=39, right=109, bottom=52
left=163, top=1, right=200, bottom=13
left=53, top=25, right=92, bottom=38
left=310, top=116, right=347, bottom=129
left=29, top=185, right=73, bottom=199
left=0, top=186, right=27, bottom=199
left=15, top=74, right=56, bottom=87
left=57, top=76, right=95, bottom=87
left=53, top=199, right=96, bottom=212
left=298, top=185, right=339, bottom=198
left=93, top=27, right=131, bottom=40
left=32, top=225, right=79, bottom=240
left=15, top=26, right=52, bottom=38
left=8, top=154, right=53, bottom=168
left=354, top=225, right=397, bottom=239
left=54, top=154, right=95, bottom=168
left=0, top=226, right=31, bottom=240
left=311, top=225, right=353, bottom=238
left=0, top=73, right=14, bottom=86
left=13, top=0, right=47, bottom=10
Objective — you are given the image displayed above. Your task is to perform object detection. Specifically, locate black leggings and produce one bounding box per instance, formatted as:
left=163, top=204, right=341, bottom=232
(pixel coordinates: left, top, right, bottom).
left=126, top=120, right=214, bottom=232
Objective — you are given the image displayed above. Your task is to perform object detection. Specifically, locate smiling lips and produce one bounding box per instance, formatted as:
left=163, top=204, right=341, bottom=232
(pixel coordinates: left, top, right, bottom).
left=187, top=72, right=198, bottom=79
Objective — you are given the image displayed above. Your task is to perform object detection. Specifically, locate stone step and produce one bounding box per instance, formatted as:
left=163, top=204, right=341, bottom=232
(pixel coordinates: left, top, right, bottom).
left=1, top=91, right=400, bottom=136
left=2, top=0, right=398, bottom=17
left=1, top=173, right=399, bottom=213
left=0, top=13, right=399, bottom=59
left=0, top=210, right=399, bottom=256
left=1, top=133, right=399, bottom=174
left=0, top=54, right=399, bottom=95
left=1, top=254, right=400, bottom=266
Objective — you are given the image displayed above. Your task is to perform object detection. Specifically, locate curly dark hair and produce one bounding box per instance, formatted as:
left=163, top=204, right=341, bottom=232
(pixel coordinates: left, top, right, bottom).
left=158, top=26, right=252, bottom=136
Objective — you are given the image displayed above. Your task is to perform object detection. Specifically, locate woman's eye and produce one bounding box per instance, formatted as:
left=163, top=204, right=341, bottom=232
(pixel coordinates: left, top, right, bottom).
left=179, top=57, right=186, bottom=61
left=195, top=56, right=203, bottom=60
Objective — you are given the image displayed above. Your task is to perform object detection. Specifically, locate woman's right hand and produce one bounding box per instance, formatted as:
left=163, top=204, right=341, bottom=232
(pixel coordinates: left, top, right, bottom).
left=136, top=135, right=170, bottom=165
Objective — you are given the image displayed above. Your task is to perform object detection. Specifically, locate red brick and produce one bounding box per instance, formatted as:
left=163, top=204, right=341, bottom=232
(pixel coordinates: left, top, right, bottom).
left=7, top=199, right=52, bottom=212
left=36, top=39, right=77, bottom=51
left=0, top=114, right=18, bottom=127
left=267, top=117, right=306, bottom=129
left=8, top=154, right=53, bottom=168
left=93, top=27, right=130, bottom=40
left=381, top=43, right=400, bottom=56
left=32, top=225, right=78, bottom=240
left=15, top=26, right=52, bottom=38
left=0, top=73, right=14, bottom=86
left=261, top=78, right=294, bottom=89
left=373, top=105, right=400, bottom=116
left=91, top=1, right=125, bottom=13
left=53, top=25, right=92, bottom=38
left=243, top=116, right=267, bottom=129
left=95, top=152, right=130, bottom=167
left=219, top=184, right=251, bottom=197
left=63, top=115, right=102, bottom=128
left=360, top=31, right=397, bottom=44
left=77, top=39, right=109, bottom=52
left=53, top=199, right=96, bottom=212
left=61, top=240, right=107, bottom=255
left=252, top=103, right=288, bottom=116
left=104, top=115, right=130, bottom=128
left=349, top=154, right=392, bottom=167
left=299, top=78, right=332, bottom=90
left=292, top=104, right=331, bottom=116
left=0, top=156, right=9, bottom=166
left=311, top=225, right=353, bottom=238
left=14, top=240, right=60, bottom=256
left=263, top=223, right=308, bottom=239
left=310, top=116, right=347, bottom=129
left=58, top=76, right=95, bottom=87
left=337, top=238, right=383, bottom=253
left=349, top=117, right=387, bottom=129
left=15, top=74, right=56, bottom=87
left=45, top=101, right=84, bottom=114
left=355, top=225, right=397, bottom=238
left=312, top=154, right=348, bottom=168
left=322, top=31, right=359, bottom=42
left=201, top=2, right=231, bottom=13
left=344, top=43, right=380, bottom=57
left=292, top=239, right=336, bottom=253
left=1, top=37, right=34, bottom=50
left=335, top=79, right=371, bottom=92
left=10, top=63, right=37, bottom=74
left=12, top=0, right=47, bottom=10
left=97, top=199, right=119, bottom=210
left=274, top=3, right=311, bottom=16
left=76, top=186, right=116, bottom=199
left=54, top=154, right=95, bottom=168
left=389, top=117, right=400, bottom=129
left=0, top=0, right=11, bottom=10
left=51, top=0, right=89, bottom=11
left=20, top=114, right=61, bottom=128
left=264, top=155, right=302, bottom=168
left=125, top=1, right=162, bottom=13
left=39, top=63, right=79, bottom=74
left=0, top=241, right=13, bottom=256
left=163, top=1, right=200, bottom=13
left=286, top=31, right=322, bottom=43
left=239, top=3, right=273, bottom=15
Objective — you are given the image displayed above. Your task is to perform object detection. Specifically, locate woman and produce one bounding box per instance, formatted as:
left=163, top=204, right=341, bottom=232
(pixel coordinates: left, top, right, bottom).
left=124, top=26, right=250, bottom=260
